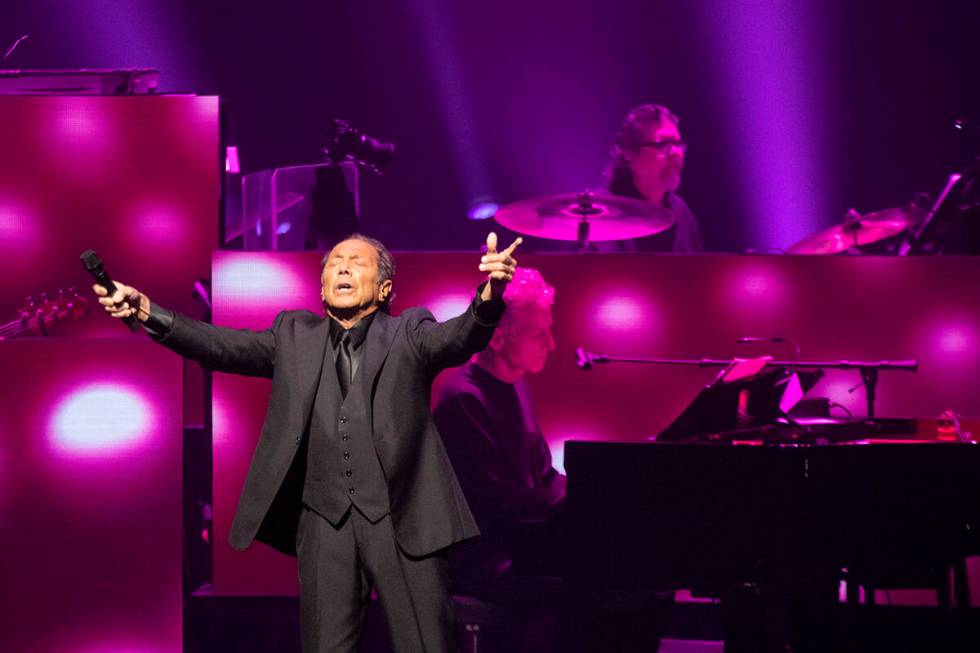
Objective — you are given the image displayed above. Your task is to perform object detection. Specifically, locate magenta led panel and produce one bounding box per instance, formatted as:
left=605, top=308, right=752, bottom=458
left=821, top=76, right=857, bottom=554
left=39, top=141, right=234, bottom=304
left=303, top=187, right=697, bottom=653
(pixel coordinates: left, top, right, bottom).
left=0, top=339, right=183, bottom=653
left=0, top=96, right=219, bottom=337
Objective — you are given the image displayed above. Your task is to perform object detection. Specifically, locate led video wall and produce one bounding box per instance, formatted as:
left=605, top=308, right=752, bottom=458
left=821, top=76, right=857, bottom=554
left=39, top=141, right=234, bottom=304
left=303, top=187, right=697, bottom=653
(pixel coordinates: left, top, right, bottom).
left=0, top=95, right=219, bottom=336
left=0, top=340, right=183, bottom=653
left=210, top=251, right=980, bottom=597
left=0, top=94, right=218, bottom=652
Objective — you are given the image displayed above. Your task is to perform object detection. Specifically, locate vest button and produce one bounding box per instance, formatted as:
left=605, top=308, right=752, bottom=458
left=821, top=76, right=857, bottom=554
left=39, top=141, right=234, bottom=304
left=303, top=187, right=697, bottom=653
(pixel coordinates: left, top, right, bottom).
left=343, top=452, right=350, bottom=460
left=341, top=434, right=350, bottom=441
left=340, top=416, right=349, bottom=424
left=348, top=487, right=355, bottom=494
left=294, top=436, right=301, bottom=445
left=345, top=470, right=352, bottom=477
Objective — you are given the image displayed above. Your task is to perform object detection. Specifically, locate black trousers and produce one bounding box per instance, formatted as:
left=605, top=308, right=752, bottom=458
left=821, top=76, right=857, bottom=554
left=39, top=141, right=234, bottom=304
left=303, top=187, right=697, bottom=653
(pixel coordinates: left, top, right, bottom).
left=296, top=505, right=455, bottom=653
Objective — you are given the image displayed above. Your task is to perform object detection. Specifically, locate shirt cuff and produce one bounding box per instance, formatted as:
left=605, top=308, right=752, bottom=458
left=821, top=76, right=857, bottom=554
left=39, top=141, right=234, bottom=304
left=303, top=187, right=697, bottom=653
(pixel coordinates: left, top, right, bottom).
left=473, top=282, right=506, bottom=325
left=143, top=301, right=175, bottom=337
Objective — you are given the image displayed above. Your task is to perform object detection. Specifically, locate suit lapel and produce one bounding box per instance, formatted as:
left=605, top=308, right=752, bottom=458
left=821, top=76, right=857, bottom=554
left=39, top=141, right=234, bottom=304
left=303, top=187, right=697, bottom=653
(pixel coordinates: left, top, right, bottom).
left=295, top=315, right=333, bottom=422
left=359, top=311, right=399, bottom=434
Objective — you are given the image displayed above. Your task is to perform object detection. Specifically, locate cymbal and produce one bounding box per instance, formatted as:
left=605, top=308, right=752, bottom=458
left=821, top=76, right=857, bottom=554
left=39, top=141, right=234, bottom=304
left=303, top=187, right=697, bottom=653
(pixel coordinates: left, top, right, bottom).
left=493, top=191, right=675, bottom=242
left=787, top=206, right=926, bottom=255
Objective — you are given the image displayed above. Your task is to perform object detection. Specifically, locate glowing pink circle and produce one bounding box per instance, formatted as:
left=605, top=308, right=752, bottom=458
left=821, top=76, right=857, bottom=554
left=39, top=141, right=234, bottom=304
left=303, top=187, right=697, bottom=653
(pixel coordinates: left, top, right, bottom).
left=595, top=294, right=651, bottom=332
left=213, top=256, right=306, bottom=306
left=131, top=201, right=189, bottom=249
left=934, top=324, right=976, bottom=354
left=0, top=197, right=41, bottom=251
left=48, top=384, right=155, bottom=457
left=426, top=293, right=473, bottom=322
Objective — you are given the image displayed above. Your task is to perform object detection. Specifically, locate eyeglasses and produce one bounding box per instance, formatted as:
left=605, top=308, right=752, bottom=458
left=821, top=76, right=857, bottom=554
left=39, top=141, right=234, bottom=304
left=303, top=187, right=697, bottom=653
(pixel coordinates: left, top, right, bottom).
left=637, top=139, right=687, bottom=155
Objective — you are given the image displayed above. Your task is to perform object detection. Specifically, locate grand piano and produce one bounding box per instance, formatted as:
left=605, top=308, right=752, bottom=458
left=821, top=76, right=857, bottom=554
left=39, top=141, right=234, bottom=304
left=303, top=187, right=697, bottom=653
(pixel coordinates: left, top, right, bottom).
left=558, top=361, right=980, bottom=652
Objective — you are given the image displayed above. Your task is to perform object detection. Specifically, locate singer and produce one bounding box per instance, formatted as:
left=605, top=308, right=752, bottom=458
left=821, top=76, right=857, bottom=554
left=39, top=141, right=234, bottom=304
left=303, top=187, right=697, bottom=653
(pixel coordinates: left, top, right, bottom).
left=93, top=232, right=521, bottom=653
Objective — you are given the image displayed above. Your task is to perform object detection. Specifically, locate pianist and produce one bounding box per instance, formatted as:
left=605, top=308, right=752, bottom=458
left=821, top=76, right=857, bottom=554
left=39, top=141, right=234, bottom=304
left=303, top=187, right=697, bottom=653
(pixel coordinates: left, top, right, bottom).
left=433, top=267, right=566, bottom=646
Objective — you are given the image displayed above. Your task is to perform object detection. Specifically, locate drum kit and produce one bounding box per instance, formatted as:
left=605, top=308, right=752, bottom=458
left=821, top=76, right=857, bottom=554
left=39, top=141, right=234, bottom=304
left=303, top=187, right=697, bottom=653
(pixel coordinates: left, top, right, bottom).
left=491, top=189, right=928, bottom=254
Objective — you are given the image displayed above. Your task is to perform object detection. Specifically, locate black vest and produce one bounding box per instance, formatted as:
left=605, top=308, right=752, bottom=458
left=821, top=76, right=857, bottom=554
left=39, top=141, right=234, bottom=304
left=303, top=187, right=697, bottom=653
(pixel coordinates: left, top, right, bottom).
left=302, top=336, right=390, bottom=524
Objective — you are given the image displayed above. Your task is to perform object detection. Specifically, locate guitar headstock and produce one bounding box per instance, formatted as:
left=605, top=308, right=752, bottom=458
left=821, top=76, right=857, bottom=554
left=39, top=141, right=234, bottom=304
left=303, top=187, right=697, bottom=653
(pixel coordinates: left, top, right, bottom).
left=8, top=287, right=89, bottom=338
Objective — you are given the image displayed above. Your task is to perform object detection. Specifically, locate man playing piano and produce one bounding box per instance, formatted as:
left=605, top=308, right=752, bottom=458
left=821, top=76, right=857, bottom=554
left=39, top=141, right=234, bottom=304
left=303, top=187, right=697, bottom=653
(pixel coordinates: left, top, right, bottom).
left=433, top=266, right=568, bottom=649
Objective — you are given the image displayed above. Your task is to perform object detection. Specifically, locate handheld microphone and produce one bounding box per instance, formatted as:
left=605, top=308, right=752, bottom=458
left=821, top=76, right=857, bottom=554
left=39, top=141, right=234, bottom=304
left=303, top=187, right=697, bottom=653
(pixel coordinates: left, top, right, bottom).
left=80, top=250, right=139, bottom=331
left=575, top=347, right=593, bottom=370
left=736, top=336, right=785, bottom=344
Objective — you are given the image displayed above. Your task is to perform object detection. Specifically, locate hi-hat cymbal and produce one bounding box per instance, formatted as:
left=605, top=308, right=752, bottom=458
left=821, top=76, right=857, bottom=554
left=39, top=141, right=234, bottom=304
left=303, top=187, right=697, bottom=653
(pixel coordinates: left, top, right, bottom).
left=493, top=191, right=675, bottom=242
left=787, top=206, right=925, bottom=255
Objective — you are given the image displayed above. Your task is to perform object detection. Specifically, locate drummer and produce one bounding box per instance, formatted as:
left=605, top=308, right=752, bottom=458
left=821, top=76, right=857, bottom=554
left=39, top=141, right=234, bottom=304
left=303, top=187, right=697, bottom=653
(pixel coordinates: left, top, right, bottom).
left=606, top=103, right=705, bottom=252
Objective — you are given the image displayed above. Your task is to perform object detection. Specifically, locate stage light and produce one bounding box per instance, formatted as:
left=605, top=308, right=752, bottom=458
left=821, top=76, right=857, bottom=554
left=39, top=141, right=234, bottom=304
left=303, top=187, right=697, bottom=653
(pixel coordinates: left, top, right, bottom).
left=720, top=261, right=790, bottom=315
left=595, top=293, right=654, bottom=333
left=705, top=1, right=828, bottom=249
left=933, top=322, right=976, bottom=354
left=130, top=200, right=189, bottom=249
left=408, top=0, right=493, bottom=210
left=467, top=200, right=499, bottom=221
left=48, top=383, right=155, bottom=457
left=213, top=255, right=304, bottom=306
left=427, top=293, right=473, bottom=322
left=0, top=196, right=40, bottom=252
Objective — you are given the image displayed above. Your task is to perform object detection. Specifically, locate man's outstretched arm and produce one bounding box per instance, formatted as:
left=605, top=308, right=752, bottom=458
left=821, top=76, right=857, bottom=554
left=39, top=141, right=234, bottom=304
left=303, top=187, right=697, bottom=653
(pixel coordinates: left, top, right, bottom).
left=94, top=281, right=278, bottom=378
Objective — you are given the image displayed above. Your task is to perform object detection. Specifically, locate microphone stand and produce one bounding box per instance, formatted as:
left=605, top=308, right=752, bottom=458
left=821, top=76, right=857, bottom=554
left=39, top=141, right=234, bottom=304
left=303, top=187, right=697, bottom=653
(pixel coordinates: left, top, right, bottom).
left=575, top=348, right=917, bottom=418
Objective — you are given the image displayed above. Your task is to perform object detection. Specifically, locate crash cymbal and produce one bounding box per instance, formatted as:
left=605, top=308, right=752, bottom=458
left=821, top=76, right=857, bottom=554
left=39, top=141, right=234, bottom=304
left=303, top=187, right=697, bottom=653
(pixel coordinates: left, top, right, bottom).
left=787, top=206, right=926, bottom=255
left=493, top=191, right=675, bottom=243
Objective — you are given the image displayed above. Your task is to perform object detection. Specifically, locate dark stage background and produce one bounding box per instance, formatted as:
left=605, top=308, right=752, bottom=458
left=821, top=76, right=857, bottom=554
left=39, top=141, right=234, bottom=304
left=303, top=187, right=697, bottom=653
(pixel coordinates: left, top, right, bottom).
left=3, top=0, right=978, bottom=253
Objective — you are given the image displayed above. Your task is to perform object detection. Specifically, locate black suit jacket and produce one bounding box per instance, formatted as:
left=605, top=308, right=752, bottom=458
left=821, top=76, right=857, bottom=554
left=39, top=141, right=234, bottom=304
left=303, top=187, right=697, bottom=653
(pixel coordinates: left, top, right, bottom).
left=155, top=299, right=498, bottom=557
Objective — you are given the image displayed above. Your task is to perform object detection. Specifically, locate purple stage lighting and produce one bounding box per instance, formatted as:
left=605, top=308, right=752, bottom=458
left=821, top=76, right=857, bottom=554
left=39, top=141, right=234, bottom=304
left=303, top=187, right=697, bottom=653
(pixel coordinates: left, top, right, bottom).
left=933, top=321, right=976, bottom=355
left=48, top=383, right=155, bottom=457
left=409, top=0, right=494, bottom=208
left=596, top=295, right=648, bottom=331
left=594, top=289, right=662, bottom=339
left=467, top=200, right=500, bottom=221
left=130, top=199, right=190, bottom=250
left=718, top=260, right=792, bottom=318
left=705, top=0, right=828, bottom=250
left=427, top=293, right=474, bottom=321
left=42, top=99, right=121, bottom=182
left=212, top=254, right=313, bottom=327
left=0, top=196, right=40, bottom=253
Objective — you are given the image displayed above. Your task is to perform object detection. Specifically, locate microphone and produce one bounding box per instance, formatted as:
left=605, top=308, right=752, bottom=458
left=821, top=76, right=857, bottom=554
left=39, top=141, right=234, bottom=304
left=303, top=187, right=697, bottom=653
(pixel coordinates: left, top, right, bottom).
left=736, top=336, right=785, bottom=344
left=575, top=347, right=596, bottom=370
left=80, top=250, right=139, bottom=331
left=575, top=348, right=608, bottom=370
